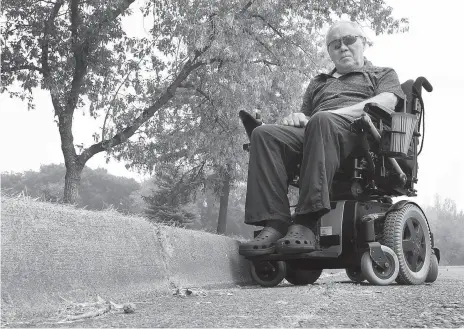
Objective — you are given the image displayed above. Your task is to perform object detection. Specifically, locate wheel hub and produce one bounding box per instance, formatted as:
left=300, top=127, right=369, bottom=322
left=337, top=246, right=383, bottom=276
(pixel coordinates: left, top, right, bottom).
left=256, top=261, right=278, bottom=279
left=372, top=252, right=396, bottom=279
left=402, top=217, right=426, bottom=272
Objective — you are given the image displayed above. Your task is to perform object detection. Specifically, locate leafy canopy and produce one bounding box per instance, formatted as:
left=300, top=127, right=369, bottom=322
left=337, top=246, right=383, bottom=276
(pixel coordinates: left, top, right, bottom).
left=1, top=0, right=407, bottom=198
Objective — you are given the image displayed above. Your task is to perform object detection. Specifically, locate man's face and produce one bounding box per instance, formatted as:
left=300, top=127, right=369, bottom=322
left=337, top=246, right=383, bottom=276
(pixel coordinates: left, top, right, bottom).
left=327, top=23, right=365, bottom=74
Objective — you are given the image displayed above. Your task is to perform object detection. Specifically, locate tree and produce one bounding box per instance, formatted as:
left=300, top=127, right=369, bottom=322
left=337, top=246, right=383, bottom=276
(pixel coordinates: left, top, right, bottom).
left=189, top=182, right=255, bottom=237
left=142, top=162, right=200, bottom=226
left=1, top=0, right=408, bottom=205
left=1, top=164, right=67, bottom=202
left=425, top=195, right=464, bottom=265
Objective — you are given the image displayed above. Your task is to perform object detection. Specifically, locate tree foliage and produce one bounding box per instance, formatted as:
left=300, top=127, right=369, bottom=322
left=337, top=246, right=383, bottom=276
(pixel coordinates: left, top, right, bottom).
left=141, top=162, right=200, bottom=226
left=425, top=196, right=464, bottom=265
left=1, top=0, right=408, bottom=203
left=135, top=169, right=253, bottom=235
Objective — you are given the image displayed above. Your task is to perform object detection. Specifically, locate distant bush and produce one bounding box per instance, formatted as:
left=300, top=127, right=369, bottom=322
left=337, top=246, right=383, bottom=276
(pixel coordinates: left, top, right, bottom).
left=1, top=164, right=140, bottom=214
left=425, top=196, right=464, bottom=265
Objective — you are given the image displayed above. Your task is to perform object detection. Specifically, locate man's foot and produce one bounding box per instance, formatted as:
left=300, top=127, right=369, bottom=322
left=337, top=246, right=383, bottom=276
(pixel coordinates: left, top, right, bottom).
left=239, top=221, right=288, bottom=256
left=275, top=215, right=318, bottom=254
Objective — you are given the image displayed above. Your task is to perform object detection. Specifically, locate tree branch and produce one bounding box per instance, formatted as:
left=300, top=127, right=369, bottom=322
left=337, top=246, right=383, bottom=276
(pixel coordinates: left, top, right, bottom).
left=78, top=58, right=206, bottom=164
left=251, top=14, right=284, bottom=38
left=84, top=0, right=136, bottom=45
left=179, top=82, right=214, bottom=104
left=101, top=49, right=148, bottom=141
left=67, top=0, right=137, bottom=117
left=250, top=59, right=279, bottom=66
left=64, top=0, right=88, bottom=114
left=235, top=0, right=255, bottom=18
left=245, top=27, right=280, bottom=63
left=41, top=0, right=64, bottom=78
left=1, top=65, right=46, bottom=74
left=40, top=0, right=65, bottom=117
left=249, top=13, right=317, bottom=68
left=80, top=0, right=215, bottom=164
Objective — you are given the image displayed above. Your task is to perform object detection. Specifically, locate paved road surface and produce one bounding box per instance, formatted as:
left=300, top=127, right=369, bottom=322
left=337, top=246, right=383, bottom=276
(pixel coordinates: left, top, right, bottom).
left=6, top=267, right=464, bottom=328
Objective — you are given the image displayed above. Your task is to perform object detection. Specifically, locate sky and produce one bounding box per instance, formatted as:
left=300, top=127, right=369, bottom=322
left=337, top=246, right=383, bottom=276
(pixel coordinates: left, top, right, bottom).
left=1, top=0, right=463, bottom=210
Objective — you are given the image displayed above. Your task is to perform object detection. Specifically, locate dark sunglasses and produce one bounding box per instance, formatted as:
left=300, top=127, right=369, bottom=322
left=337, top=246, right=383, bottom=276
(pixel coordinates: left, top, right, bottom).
left=327, top=35, right=365, bottom=50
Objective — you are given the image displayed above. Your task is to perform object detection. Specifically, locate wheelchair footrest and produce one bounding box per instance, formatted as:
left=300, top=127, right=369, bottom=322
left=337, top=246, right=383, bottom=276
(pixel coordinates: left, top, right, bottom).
left=245, top=250, right=339, bottom=261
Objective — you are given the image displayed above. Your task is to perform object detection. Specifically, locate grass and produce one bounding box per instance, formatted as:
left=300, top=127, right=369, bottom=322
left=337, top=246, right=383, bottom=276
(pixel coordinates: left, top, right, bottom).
left=1, top=190, right=249, bottom=238
left=1, top=193, right=249, bottom=323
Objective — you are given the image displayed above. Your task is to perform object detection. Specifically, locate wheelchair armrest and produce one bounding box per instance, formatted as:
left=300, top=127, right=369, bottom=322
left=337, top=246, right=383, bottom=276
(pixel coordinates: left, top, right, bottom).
left=363, top=103, right=393, bottom=125
left=239, top=110, right=263, bottom=140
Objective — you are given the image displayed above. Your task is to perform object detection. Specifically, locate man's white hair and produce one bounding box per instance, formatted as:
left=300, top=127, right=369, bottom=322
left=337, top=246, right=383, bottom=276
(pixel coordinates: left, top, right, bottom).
left=325, top=20, right=366, bottom=45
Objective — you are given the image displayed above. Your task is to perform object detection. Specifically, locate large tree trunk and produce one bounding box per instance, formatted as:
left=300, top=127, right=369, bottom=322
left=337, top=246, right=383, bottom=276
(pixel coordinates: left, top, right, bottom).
left=217, top=173, right=230, bottom=234
left=205, top=192, right=216, bottom=229
left=63, top=163, right=84, bottom=204
left=58, top=111, right=85, bottom=204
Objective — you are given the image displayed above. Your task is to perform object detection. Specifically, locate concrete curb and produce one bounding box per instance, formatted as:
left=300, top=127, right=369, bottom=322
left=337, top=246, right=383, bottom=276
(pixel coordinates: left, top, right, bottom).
left=1, top=197, right=252, bottom=317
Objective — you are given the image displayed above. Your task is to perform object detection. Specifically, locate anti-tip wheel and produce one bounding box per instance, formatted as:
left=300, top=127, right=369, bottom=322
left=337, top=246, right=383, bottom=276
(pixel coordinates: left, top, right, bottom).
left=361, top=245, right=399, bottom=286
left=345, top=267, right=366, bottom=283
left=250, top=260, right=286, bottom=287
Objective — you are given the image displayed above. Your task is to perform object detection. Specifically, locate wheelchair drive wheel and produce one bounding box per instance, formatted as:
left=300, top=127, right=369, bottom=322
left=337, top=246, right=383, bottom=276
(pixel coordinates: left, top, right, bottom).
left=383, top=204, right=432, bottom=285
left=361, top=245, right=399, bottom=285
left=425, top=253, right=439, bottom=283
left=250, top=260, right=286, bottom=287
left=345, top=267, right=366, bottom=283
left=285, top=265, right=322, bottom=286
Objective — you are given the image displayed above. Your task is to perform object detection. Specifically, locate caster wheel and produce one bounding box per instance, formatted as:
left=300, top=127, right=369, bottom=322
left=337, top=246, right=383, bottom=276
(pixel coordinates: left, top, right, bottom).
left=285, top=265, right=322, bottom=286
left=361, top=245, right=399, bottom=285
left=250, top=260, right=286, bottom=287
left=345, top=267, right=366, bottom=283
left=425, top=253, right=439, bottom=283
left=383, top=204, right=432, bottom=285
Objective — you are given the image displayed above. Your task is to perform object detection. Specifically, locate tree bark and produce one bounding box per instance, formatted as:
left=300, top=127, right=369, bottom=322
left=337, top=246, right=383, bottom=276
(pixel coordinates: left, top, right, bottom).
left=217, top=172, right=231, bottom=235
left=58, top=111, right=85, bottom=204
left=63, top=163, right=84, bottom=204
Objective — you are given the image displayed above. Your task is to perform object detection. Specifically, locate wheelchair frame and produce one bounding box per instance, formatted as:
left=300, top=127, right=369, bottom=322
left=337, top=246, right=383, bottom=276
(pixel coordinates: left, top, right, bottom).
left=239, top=77, right=440, bottom=286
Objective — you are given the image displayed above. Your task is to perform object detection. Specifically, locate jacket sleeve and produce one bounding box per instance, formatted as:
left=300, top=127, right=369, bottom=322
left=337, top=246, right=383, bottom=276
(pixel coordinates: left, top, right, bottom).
left=374, top=68, right=405, bottom=102
left=300, top=82, right=314, bottom=116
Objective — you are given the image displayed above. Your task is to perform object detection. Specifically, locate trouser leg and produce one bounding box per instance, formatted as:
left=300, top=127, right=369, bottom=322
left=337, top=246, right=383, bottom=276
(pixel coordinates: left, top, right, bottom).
left=245, top=124, right=304, bottom=227
left=296, top=112, right=358, bottom=216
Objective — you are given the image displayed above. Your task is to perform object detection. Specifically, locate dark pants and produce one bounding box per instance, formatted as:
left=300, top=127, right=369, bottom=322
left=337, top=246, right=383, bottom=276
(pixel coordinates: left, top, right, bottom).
left=244, top=111, right=359, bottom=227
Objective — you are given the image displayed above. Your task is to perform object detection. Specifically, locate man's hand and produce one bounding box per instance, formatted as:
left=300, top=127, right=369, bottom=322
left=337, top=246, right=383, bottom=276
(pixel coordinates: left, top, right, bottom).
left=281, top=112, right=309, bottom=127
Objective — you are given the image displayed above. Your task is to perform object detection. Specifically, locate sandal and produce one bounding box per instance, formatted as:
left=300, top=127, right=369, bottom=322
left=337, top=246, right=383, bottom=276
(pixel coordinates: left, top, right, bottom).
left=275, top=224, right=317, bottom=254
left=239, top=227, right=284, bottom=256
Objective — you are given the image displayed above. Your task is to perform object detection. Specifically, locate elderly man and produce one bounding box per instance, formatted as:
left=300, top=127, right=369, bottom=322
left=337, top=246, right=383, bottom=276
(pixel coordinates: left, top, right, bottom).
left=239, top=20, right=405, bottom=256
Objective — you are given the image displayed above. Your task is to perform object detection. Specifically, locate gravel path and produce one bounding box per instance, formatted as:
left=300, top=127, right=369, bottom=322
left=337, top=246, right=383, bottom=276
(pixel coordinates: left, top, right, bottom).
left=5, top=267, right=464, bottom=328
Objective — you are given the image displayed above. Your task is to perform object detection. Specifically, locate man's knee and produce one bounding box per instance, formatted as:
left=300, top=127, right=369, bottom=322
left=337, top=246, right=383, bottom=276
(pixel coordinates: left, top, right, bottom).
left=307, top=111, right=333, bottom=124
left=251, top=124, right=279, bottom=142
left=305, top=111, right=337, bottom=132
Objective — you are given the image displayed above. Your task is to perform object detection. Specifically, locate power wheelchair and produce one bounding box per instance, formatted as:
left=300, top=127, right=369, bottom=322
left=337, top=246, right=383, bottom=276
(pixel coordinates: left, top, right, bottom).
left=239, top=77, right=440, bottom=287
